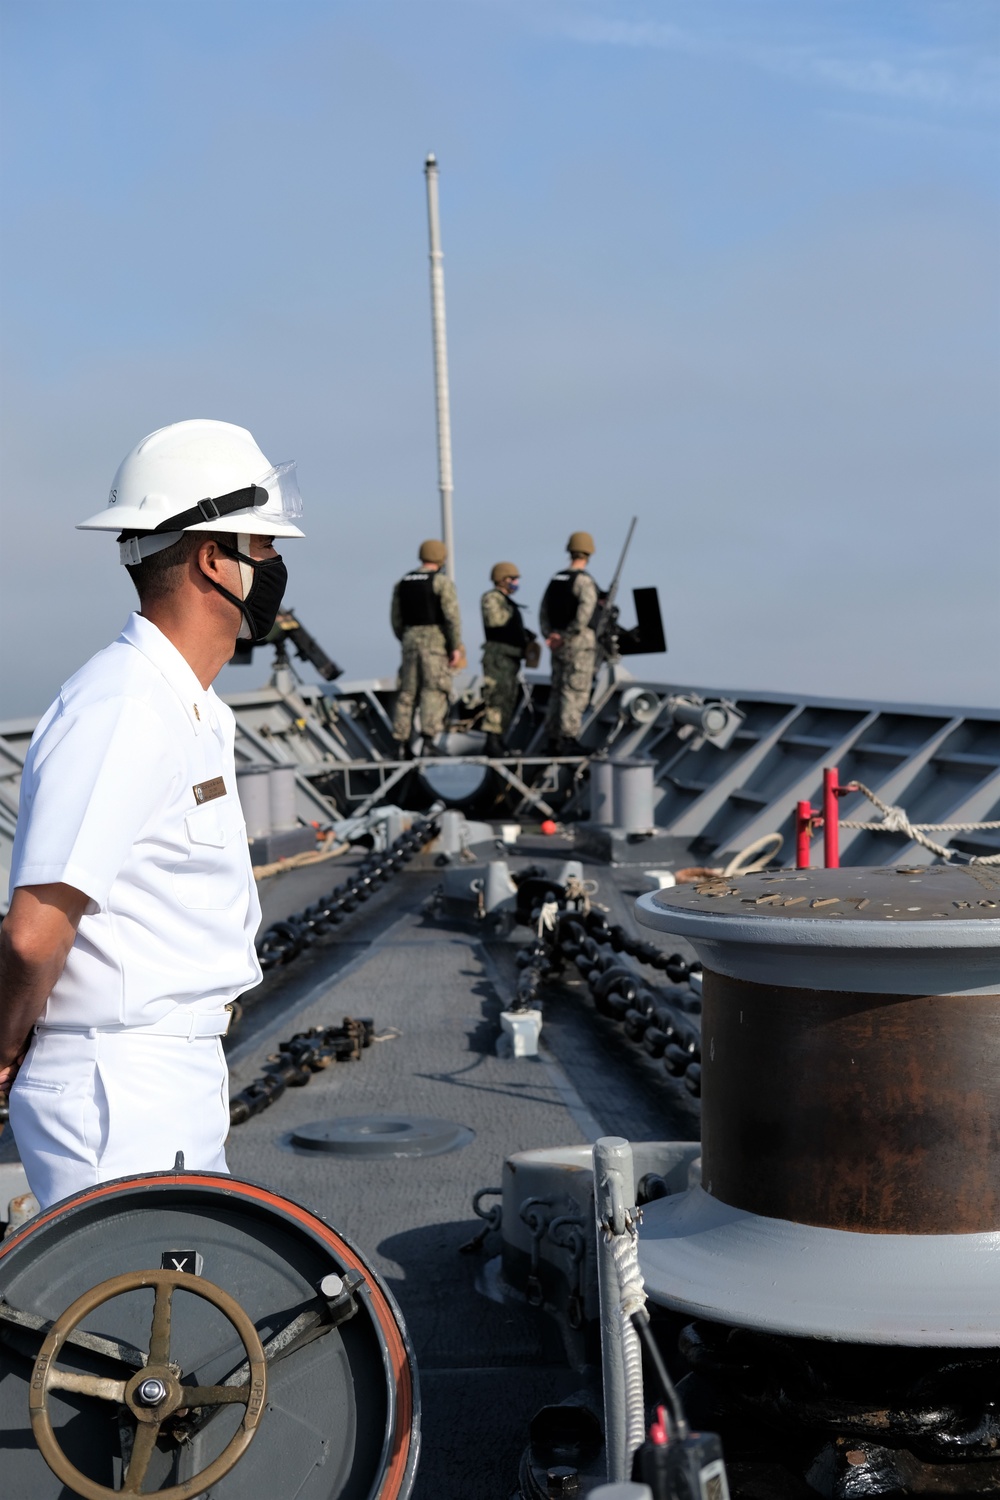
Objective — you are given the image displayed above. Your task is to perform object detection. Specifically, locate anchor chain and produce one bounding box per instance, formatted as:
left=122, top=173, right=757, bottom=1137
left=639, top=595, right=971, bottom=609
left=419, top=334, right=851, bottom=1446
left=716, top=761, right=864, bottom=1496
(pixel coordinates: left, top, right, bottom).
left=255, top=816, right=440, bottom=970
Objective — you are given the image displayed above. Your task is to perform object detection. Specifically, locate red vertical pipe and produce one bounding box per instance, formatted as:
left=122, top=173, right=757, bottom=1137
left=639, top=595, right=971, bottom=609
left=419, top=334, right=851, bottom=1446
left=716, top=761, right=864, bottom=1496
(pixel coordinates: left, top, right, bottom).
left=823, top=767, right=840, bottom=869
left=796, top=801, right=812, bottom=868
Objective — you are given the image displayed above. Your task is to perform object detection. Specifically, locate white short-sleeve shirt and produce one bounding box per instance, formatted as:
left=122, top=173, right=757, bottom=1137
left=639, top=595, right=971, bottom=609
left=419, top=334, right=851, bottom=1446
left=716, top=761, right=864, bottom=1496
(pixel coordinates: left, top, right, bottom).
left=10, top=612, right=262, bottom=1028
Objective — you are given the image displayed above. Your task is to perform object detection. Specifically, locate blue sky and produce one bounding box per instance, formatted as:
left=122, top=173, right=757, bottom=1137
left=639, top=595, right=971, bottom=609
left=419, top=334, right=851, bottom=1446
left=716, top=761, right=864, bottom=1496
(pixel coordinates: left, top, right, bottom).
left=1, top=0, right=997, bottom=713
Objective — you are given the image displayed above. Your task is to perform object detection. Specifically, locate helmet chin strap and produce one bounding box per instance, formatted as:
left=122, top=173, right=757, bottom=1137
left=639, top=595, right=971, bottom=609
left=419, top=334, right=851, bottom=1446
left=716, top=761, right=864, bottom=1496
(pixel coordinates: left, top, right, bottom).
left=198, top=532, right=255, bottom=640
left=201, top=531, right=287, bottom=646
left=235, top=534, right=254, bottom=597
left=235, top=533, right=254, bottom=640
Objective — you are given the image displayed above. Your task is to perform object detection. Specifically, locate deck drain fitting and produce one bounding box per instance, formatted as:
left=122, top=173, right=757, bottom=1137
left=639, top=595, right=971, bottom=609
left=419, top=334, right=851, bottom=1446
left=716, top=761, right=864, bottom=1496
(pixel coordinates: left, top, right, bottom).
left=290, top=1115, right=475, bottom=1158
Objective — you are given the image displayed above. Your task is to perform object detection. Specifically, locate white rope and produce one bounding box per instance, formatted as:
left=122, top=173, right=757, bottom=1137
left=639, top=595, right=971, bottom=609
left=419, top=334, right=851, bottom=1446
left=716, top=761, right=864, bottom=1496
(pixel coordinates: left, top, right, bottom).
left=537, top=900, right=560, bottom=936
left=609, top=1220, right=647, bottom=1461
left=676, top=833, right=785, bottom=885
left=723, top=831, right=784, bottom=877
left=841, top=782, right=1000, bottom=865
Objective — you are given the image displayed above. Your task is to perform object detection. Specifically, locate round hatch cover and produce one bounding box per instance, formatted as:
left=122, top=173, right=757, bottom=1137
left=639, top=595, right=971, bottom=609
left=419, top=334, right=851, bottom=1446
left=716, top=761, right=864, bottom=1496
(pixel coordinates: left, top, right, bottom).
left=290, top=1116, right=474, bottom=1158
left=0, top=1170, right=418, bottom=1500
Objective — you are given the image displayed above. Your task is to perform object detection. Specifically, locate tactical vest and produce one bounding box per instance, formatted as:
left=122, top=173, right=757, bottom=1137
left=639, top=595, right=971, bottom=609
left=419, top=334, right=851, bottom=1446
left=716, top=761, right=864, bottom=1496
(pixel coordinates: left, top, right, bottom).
left=484, top=593, right=526, bottom=649
left=397, top=571, right=445, bottom=629
left=542, top=570, right=594, bottom=631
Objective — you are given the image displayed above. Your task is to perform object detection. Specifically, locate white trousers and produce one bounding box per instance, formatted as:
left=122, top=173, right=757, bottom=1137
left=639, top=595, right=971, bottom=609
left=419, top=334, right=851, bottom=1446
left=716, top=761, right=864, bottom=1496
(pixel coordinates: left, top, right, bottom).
left=9, top=1028, right=230, bottom=1211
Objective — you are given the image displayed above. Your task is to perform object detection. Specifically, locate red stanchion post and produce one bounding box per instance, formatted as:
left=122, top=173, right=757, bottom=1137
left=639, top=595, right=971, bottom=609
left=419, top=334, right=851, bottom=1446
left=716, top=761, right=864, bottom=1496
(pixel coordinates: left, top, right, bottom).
left=823, top=767, right=840, bottom=869
left=796, top=800, right=813, bottom=868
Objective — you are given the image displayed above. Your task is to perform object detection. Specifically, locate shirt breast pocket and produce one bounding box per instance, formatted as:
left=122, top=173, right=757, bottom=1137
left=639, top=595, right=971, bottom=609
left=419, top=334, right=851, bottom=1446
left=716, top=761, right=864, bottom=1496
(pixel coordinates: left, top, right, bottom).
left=172, top=798, right=249, bottom=910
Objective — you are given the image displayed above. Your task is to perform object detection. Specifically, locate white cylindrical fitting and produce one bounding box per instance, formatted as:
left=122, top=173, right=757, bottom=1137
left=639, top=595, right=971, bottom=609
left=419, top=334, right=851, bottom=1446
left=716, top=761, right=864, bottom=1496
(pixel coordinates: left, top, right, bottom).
left=614, top=759, right=655, bottom=834
left=589, top=758, right=616, bottom=826
left=438, top=808, right=466, bottom=856
left=484, top=860, right=517, bottom=913
left=673, top=698, right=728, bottom=736
left=236, top=765, right=272, bottom=839
left=384, top=807, right=406, bottom=845
left=268, top=765, right=298, bottom=831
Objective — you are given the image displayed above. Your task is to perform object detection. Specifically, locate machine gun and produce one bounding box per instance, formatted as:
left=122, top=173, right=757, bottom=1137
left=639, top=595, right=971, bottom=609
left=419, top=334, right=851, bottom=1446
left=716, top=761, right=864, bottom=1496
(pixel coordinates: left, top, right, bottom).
left=592, top=518, right=667, bottom=668
left=231, top=609, right=343, bottom=681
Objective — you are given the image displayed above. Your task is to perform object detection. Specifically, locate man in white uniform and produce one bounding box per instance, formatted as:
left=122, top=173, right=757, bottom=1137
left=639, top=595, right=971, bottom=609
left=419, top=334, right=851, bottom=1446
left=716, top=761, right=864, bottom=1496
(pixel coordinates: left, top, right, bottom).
left=0, top=419, right=305, bottom=1209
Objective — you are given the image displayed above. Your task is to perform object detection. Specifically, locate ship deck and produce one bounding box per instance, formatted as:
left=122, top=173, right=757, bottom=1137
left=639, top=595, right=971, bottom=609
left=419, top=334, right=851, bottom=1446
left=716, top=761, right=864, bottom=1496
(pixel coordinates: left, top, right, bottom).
left=222, top=835, right=698, bottom=1498
left=2, top=833, right=698, bottom=1499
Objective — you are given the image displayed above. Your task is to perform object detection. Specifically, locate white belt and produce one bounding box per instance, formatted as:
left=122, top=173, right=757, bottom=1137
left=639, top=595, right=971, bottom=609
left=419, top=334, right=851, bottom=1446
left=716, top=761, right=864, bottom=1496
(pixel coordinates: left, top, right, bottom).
left=37, top=1006, right=233, bottom=1041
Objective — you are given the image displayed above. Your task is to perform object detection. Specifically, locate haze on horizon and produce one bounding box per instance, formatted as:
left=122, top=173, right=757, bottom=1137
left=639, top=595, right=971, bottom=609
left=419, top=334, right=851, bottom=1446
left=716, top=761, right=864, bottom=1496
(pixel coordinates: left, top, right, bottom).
left=1, top=0, right=997, bottom=716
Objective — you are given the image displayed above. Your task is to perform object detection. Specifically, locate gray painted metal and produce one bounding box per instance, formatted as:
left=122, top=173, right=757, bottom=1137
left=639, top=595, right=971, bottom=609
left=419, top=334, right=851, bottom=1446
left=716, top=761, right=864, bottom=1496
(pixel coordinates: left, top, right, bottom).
left=634, top=863, right=1000, bottom=1343
left=636, top=1185, right=1000, bottom=1346
left=497, top=1144, right=698, bottom=1328
left=2, top=675, right=998, bottom=911
left=836, top=715, right=963, bottom=864
left=620, top=691, right=1000, bottom=866
left=483, top=860, right=518, bottom=915
left=438, top=808, right=468, bottom=856
left=236, top=764, right=273, bottom=839
left=589, top=759, right=616, bottom=826
left=221, top=896, right=602, bottom=1497
left=268, top=765, right=298, bottom=832
left=218, top=681, right=983, bottom=870
left=289, top=1116, right=475, bottom=1158
left=0, top=1175, right=419, bottom=1497
left=635, top=867, right=1000, bottom=994
left=613, top=760, right=655, bottom=835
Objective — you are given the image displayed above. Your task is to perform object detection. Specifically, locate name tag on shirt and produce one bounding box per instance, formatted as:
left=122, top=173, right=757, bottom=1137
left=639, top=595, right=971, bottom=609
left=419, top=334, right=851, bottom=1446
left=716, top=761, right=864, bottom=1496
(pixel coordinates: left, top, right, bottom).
left=192, top=777, right=227, bottom=805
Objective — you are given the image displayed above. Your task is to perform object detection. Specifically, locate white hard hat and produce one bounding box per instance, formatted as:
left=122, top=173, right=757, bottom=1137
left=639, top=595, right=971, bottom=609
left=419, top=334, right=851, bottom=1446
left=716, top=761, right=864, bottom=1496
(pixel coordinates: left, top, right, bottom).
left=78, top=418, right=306, bottom=564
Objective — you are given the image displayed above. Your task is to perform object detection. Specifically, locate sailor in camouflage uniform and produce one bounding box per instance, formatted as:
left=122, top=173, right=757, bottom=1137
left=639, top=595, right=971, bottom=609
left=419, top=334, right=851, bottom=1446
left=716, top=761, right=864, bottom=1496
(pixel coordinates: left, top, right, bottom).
left=539, top=531, right=600, bottom=754
left=480, top=562, right=536, bottom=757
left=391, top=540, right=464, bottom=754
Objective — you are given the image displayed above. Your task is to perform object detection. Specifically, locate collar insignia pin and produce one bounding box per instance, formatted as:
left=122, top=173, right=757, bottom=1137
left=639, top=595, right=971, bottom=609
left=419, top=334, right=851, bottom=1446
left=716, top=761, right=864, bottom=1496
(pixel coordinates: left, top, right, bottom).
left=193, top=704, right=200, bottom=721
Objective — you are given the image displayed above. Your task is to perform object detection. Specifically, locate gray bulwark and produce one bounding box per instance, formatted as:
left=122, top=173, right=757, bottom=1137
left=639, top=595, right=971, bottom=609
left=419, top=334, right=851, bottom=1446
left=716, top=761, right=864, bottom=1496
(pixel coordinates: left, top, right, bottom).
left=2, top=682, right=999, bottom=913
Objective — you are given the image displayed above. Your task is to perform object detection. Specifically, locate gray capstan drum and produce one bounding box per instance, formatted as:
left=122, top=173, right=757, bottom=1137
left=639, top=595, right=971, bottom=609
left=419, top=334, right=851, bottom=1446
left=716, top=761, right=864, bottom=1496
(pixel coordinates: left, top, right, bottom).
left=0, top=1167, right=419, bottom=1499
left=634, top=863, right=1000, bottom=1345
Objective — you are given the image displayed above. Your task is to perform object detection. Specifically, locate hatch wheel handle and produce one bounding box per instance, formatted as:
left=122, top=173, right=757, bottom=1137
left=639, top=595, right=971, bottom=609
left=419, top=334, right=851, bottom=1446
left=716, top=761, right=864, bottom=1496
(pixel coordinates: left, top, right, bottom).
left=28, top=1267, right=267, bottom=1500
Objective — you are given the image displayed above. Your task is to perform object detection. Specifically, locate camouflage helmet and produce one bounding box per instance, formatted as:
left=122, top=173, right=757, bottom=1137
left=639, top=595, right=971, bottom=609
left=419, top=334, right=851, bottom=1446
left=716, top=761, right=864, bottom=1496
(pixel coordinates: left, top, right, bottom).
left=567, top=531, right=595, bottom=556
left=490, top=561, right=519, bottom=585
left=418, top=538, right=447, bottom=563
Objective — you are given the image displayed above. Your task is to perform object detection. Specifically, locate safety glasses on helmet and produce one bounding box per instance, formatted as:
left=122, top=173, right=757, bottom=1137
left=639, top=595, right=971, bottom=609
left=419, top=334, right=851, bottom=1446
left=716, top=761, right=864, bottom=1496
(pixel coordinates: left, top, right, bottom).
left=248, top=462, right=303, bottom=526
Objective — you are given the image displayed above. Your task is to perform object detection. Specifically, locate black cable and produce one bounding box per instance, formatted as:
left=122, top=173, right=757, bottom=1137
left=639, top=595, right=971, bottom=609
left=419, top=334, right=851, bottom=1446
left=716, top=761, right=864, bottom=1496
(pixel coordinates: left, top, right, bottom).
left=631, top=1308, right=689, bottom=1439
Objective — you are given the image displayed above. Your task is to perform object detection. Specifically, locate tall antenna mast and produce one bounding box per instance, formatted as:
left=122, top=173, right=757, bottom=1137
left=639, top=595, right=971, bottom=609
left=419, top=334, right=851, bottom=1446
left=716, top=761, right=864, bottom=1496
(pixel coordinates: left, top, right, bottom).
left=424, top=153, right=456, bottom=581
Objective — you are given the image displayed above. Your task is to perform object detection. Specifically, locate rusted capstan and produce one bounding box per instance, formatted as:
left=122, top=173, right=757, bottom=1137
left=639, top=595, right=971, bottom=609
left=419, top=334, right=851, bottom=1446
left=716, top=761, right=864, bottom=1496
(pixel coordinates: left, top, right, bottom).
left=634, top=862, right=1000, bottom=1346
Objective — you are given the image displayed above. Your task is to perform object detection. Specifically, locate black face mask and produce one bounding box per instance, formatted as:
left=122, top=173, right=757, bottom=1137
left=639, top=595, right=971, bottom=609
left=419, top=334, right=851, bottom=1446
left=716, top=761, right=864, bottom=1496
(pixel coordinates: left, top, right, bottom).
left=209, top=544, right=288, bottom=644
